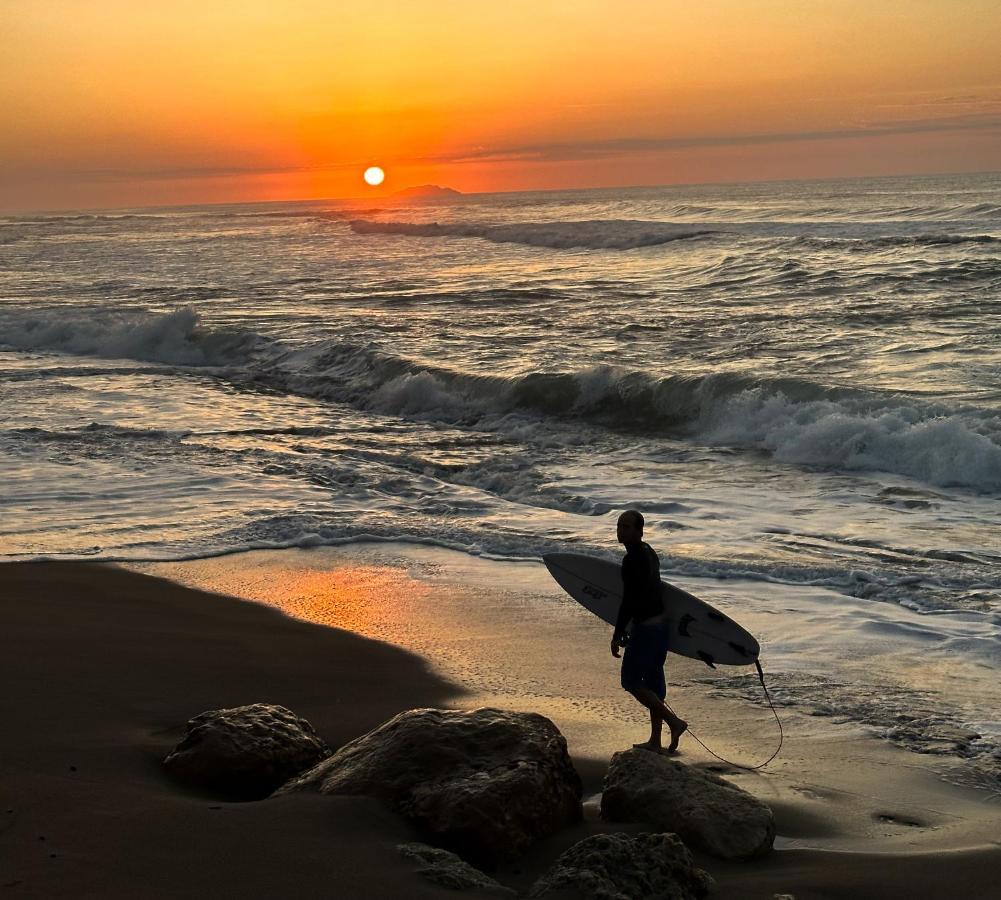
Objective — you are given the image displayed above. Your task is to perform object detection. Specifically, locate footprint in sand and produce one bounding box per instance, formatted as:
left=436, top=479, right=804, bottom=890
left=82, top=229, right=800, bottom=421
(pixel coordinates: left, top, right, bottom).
left=874, top=812, right=928, bottom=829
left=790, top=783, right=844, bottom=802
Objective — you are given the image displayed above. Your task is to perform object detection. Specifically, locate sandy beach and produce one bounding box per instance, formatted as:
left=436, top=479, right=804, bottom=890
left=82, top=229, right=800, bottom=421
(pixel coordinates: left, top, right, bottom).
left=3, top=549, right=1000, bottom=898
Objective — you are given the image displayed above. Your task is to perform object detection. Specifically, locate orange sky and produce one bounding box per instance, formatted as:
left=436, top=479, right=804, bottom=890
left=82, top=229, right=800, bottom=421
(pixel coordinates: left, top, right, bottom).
left=2, top=0, right=1000, bottom=212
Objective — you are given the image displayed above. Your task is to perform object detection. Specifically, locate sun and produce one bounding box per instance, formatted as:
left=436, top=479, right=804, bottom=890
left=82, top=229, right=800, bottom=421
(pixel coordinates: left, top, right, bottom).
left=363, top=166, right=385, bottom=186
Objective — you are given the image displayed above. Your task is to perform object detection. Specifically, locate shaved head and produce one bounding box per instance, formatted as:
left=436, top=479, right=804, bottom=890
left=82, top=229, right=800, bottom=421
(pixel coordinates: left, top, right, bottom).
left=616, top=509, right=645, bottom=550
left=617, top=509, right=644, bottom=531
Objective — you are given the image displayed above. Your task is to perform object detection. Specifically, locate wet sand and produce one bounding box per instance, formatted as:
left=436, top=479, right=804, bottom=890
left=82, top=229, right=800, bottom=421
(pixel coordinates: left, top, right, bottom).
left=4, top=550, right=1001, bottom=898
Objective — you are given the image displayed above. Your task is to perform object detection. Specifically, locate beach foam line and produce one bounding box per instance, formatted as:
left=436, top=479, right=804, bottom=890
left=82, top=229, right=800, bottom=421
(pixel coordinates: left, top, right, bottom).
left=11, top=513, right=996, bottom=613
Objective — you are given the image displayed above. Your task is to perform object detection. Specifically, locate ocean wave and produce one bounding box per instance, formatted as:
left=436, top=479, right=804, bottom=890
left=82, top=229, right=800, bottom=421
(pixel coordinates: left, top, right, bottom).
left=874, top=233, right=1001, bottom=246
left=3, top=214, right=174, bottom=225
left=253, top=354, right=1001, bottom=492
left=350, top=218, right=719, bottom=250
left=861, top=202, right=1001, bottom=220
left=792, top=233, right=1001, bottom=251
left=696, top=389, right=1001, bottom=492
left=371, top=286, right=569, bottom=307
left=966, top=202, right=1001, bottom=218
left=204, top=208, right=382, bottom=222
left=6, top=308, right=1000, bottom=491
left=0, top=307, right=269, bottom=367
left=8, top=422, right=191, bottom=443
left=0, top=363, right=173, bottom=382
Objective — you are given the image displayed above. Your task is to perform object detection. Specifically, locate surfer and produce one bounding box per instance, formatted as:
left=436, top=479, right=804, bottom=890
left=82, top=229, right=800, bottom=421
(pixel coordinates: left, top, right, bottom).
left=611, top=510, right=688, bottom=754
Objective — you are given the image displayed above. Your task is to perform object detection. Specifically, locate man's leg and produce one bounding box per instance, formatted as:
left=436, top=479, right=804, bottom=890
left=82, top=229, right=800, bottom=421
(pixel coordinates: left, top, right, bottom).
left=639, top=707, right=663, bottom=751
left=621, top=625, right=686, bottom=752
left=629, top=686, right=687, bottom=753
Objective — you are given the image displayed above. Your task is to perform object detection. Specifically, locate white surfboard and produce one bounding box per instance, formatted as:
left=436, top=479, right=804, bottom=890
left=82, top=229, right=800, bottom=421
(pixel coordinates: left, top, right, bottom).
left=543, top=552, right=759, bottom=668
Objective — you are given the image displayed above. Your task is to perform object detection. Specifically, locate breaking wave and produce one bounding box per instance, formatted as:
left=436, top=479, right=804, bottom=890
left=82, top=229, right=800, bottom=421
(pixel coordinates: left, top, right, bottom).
left=5, top=308, right=1000, bottom=492
left=0, top=307, right=268, bottom=367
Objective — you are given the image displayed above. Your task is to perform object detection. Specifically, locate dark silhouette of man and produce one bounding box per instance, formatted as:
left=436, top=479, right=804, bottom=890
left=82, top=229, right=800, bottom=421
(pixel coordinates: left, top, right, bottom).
left=611, top=509, right=688, bottom=753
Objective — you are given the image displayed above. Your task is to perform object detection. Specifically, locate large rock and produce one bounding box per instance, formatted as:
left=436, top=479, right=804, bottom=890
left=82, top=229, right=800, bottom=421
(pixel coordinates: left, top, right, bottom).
left=397, top=843, right=516, bottom=896
left=601, top=749, right=774, bottom=859
left=163, top=703, right=330, bottom=800
left=277, top=707, right=582, bottom=866
left=529, top=832, right=713, bottom=900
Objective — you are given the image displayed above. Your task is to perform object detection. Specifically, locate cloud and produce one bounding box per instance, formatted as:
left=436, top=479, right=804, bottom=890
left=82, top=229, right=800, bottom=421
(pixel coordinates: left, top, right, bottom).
left=10, top=110, right=1000, bottom=182
left=875, top=93, right=1001, bottom=112
left=435, top=113, right=1001, bottom=165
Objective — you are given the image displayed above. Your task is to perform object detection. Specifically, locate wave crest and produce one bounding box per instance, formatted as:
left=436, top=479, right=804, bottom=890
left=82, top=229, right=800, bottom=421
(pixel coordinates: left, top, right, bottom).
left=0, top=307, right=266, bottom=366
left=350, top=218, right=718, bottom=250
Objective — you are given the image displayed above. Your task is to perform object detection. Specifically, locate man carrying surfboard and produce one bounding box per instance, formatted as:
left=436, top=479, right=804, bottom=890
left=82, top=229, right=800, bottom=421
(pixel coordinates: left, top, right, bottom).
left=612, top=509, right=688, bottom=754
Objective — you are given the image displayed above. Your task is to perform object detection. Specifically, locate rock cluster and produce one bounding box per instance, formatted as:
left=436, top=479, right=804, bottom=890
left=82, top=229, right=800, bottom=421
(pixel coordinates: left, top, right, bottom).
left=162, top=702, right=778, bottom=893
left=277, top=707, right=582, bottom=867
left=601, top=749, right=775, bottom=859
left=529, top=832, right=713, bottom=900
left=163, top=703, right=330, bottom=800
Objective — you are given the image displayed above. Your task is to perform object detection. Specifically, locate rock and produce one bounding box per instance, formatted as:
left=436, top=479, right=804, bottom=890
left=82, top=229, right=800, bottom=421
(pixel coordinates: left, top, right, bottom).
left=528, top=832, right=713, bottom=900
left=163, top=703, right=330, bottom=799
left=601, top=749, right=774, bottom=859
left=278, top=707, right=582, bottom=867
left=398, top=843, right=516, bottom=895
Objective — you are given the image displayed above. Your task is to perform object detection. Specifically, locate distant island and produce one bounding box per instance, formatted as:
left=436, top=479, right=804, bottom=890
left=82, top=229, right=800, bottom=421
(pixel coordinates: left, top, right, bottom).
left=391, top=184, right=463, bottom=199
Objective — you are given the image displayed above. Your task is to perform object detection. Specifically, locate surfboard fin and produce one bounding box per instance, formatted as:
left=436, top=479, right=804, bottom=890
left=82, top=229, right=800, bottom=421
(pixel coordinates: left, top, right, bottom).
left=697, top=650, right=716, bottom=669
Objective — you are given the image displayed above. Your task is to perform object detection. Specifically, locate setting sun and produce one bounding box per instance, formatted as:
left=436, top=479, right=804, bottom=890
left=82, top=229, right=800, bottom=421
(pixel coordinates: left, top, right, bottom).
left=364, top=166, right=385, bottom=186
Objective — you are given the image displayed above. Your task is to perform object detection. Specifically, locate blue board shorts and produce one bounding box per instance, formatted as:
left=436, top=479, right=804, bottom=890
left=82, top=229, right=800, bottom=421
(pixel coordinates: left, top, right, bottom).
left=620, top=620, right=671, bottom=700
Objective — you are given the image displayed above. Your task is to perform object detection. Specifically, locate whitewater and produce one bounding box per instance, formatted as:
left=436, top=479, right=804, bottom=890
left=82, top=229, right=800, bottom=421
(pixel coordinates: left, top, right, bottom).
left=2, top=172, right=1000, bottom=786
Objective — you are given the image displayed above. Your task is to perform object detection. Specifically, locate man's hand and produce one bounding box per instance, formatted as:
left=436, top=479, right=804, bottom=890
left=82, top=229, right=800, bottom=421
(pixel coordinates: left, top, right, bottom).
left=610, top=637, right=622, bottom=658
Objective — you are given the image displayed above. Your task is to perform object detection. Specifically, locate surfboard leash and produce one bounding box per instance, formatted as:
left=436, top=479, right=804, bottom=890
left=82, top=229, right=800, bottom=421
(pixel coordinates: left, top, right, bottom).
left=665, top=658, right=784, bottom=771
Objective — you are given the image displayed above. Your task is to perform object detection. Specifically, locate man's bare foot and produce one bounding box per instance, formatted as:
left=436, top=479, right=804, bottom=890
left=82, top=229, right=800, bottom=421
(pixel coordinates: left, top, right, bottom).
left=632, top=741, right=664, bottom=754
left=667, top=719, right=688, bottom=753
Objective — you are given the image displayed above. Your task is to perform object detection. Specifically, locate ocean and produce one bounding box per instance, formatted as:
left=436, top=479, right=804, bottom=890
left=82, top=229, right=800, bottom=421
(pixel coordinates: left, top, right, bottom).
left=2, top=172, right=1000, bottom=786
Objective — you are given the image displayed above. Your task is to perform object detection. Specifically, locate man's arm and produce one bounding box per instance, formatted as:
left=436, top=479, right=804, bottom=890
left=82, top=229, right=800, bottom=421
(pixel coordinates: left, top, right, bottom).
left=612, top=599, right=631, bottom=649
left=611, top=553, right=638, bottom=655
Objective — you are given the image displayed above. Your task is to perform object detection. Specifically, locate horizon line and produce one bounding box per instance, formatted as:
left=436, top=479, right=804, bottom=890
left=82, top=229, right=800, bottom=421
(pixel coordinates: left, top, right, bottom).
left=4, top=167, right=1000, bottom=218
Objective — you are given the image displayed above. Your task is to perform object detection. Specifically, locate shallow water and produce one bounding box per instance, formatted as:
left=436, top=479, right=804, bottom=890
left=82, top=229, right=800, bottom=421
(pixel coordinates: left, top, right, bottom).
left=138, top=543, right=1001, bottom=796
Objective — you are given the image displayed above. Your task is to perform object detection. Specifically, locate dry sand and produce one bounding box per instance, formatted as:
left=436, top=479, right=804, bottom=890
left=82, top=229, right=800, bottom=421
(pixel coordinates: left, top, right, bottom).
left=3, top=549, right=1001, bottom=898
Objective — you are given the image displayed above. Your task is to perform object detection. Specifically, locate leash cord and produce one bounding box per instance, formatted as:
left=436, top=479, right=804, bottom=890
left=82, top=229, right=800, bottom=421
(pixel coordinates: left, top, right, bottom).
left=665, top=659, right=784, bottom=771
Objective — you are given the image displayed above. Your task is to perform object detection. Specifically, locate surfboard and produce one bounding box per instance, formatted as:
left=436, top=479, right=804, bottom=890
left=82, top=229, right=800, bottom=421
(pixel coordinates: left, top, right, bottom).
left=543, top=552, right=759, bottom=668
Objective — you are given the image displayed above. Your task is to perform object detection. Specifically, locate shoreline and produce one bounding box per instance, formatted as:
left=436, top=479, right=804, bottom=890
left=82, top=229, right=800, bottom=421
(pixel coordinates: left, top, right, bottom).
left=3, top=553, right=1001, bottom=898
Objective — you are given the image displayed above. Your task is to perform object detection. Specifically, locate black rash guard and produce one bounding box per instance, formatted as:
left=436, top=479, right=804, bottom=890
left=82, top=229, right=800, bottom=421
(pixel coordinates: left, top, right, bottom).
left=613, top=541, right=664, bottom=644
